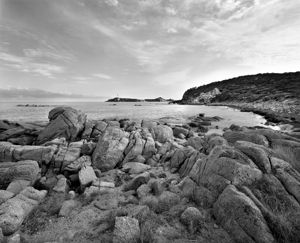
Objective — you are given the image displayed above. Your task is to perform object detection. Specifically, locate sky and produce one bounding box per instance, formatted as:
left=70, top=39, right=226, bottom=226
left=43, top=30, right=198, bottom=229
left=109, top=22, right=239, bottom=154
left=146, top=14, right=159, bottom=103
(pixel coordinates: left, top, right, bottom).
left=0, top=0, right=300, bottom=99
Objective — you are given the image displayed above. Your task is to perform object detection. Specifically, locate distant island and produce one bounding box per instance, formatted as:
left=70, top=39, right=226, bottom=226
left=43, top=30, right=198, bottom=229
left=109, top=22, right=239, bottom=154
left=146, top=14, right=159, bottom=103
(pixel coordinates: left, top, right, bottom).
left=106, top=97, right=174, bottom=102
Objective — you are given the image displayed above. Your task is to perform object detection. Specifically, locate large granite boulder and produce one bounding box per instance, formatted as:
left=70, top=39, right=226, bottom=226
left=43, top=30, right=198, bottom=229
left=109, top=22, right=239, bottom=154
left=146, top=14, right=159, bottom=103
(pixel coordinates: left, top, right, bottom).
left=113, top=216, right=140, bottom=243
left=92, top=127, right=129, bottom=171
left=0, top=187, right=47, bottom=235
left=36, top=107, right=86, bottom=144
left=213, top=185, right=275, bottom=243
left=0, top=160, right=40, bottom=189
left=142, top=121, right=173, bottom=143
left=123, top=131, right=145, bottom=164
left=0, top=142, right=56, bottom=163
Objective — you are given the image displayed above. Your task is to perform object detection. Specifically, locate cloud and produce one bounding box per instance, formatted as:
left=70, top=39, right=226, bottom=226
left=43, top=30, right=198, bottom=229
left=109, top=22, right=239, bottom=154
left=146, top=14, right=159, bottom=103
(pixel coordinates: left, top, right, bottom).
left=0, top=52, right=64, bottom=78
left=23, top=48, right=72, bottom=61
left=93, top=73, right=112, bottom=79
left=104, top=0, right=119, bottom=7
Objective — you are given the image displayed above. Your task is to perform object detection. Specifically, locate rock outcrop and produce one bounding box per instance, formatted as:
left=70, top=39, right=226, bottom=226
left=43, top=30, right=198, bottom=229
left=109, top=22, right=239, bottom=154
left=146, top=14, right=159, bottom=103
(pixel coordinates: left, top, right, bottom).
left=36, top=107, right=86, bottom=144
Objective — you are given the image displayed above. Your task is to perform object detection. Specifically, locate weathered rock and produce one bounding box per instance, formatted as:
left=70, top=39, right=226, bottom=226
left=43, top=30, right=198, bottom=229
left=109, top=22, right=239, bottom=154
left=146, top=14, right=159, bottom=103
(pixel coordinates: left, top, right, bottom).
left=0, top=190, right=14, bottom=204
left=213, top=185, right=275, bottom=243
left=137, top=184, right=151, bottom=199
left=0, top=160, right=40, bottom=189
left=94, top=193, right=119, bottom=210
left=53, top=176, right=68, bottom=193
left=123, top=131, right=145, bottom=164
left=224, top=130, right=269, bottom=147
left=124, top=172, right=150, bottom=191
left=64, top=155, right=92, bottom=173
left=0, top=228, right=3, bottom=242
left=8, top=135, right=34, bottom=146
left=122, top=162, right=151, bottom=174
left=90, top=121, right=108, bottom=139
left=53, top=142, right=82, bottom=171
left=36, top=107, right=86, bottom=144
left=173, top=127, right=189, bottom=138
left=0, top=187, right=47, bottom=235
left=152, top=125, right=174, bottom=143
left=59, top=199, right=78, bottom=217
left=92, top=127, right=129, bottom=171
left=113, top=216, right=140, bottom=243
left=235, top=141, right=271, bottom=173
left=81, top=120, right=95, bottom=140
left=81, top=142, right=96, bottom=155
left=0, top=142, right=56, bottom=163
left=79, top=165, right=97, bottom=186
left=6, top=180, right=31, bottom=195
left=141, top=129, right=157, bottom=159
left=186, top=136, right=204, bottom=150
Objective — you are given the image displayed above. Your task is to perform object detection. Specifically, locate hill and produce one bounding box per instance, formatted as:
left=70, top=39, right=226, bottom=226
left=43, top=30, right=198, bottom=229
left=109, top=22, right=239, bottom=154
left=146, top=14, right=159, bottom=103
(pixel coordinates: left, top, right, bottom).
left=181, top=72, right=300, bottom=124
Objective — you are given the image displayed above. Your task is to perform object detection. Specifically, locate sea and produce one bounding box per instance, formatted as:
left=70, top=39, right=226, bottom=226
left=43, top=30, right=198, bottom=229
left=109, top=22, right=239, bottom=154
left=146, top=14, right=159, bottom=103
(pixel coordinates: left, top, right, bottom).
left=0, top=100, right=274, bottom=134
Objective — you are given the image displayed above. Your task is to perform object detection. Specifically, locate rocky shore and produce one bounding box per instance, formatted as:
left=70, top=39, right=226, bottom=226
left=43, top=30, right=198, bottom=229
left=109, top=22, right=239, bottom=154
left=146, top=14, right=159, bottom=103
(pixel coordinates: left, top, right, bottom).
left=0, top=106, right=300, bottom=242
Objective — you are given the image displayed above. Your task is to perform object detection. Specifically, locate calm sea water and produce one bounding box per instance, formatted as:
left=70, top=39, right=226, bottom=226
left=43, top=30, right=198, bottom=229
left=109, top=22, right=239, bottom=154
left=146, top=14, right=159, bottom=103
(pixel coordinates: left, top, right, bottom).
left=0, top=101, right=270, bottom=133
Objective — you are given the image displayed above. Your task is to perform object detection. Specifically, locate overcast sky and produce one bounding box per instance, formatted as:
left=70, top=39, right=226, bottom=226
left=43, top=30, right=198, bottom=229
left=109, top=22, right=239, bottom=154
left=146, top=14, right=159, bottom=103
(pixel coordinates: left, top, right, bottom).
left=0, top=0, right=299, bottom=99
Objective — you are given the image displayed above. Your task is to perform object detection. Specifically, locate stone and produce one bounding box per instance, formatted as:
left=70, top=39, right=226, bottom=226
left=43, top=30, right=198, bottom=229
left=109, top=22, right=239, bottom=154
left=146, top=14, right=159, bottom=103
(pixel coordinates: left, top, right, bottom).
left=0, top=141, right=56, bottom=163
left=0, top=160, right=40, bottom=189
left=37, top=106, right=86, bottom=144
left=0, top=228, right=3, bottom=242
left=141, top=129, right=157, bottom=159
left=59, top=199, right=78, bottom=217
left=224, top=130, right=269, bottom=146
left=53, top=142, right=81, bottom=171
left=152, top=125, right=174, bottom=143
left=6, top=180, right=31, bottom=195
left=123, top=131, right=145, bottom=164
left=122, top=162, right=151, bottom=174
left=53, top=176, right=68, bottom=193
left=0, top=187, right=47, bottom=235
left=81, top=142, right=96, bottom=155
left=91, top=121, right=108, bottom=139
left=113, top=216, right=140, bottom=243
left=213, top=185, right=275, bottom=243
left=173, top=127, right=189, bottom=138
left=235, top=141, right=271, bottom=173
left=81, top=120, right=95, bottom=140
left=92, top=127, right=129, bottom=171
left=79, top=165, right=97, bottom=186
left=124, top=172, right=150, bottom=191
left=64, top=155, right=92, bottom=172
left=0, top=190, right=14, bottom=204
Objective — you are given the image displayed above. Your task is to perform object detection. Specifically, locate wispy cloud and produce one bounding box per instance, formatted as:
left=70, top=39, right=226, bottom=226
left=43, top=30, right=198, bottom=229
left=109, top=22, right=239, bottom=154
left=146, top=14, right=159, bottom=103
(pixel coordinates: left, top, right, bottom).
left=93, top=73, right=112, bottom=80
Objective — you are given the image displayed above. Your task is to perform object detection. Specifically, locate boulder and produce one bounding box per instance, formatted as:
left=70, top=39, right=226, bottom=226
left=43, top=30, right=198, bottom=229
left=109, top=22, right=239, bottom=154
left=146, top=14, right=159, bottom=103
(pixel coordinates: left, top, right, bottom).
left=64, top=155, right=92, bottom=173
left=141, top=129, right=157, bottom=159
left=92, top=127, right=129, bottom=171
left=53, top=176, right=68, bottom=193
left=0, top=190, right=14, bottom=204
left=81, top=142, right=96, bottom=155
left=81, top=120, right=95, bottom=140
left=213, top=185, right=275, bottom=243
left=152, top=125, right=174, bottom=143
left=187, top=136, right=204, bottom=151
left=0, top=142, right=56, bottom=163
left=0, top=187, right=47, bottom=235
left=224, top=130, right=269, bottom=147
left=123, top=132, right=145, bottom=164
left=53, top=142, right=82, bottom=171
left=90, top=121, right=108, bottom=139
left=6, top=180, right=31, bottom=195
left=122, top=162, right=151, bottom=174
left=113, top=216, right=140, bottom=243
left=79, top=165, right=97, bottom=186
left=0, top=160, right=40, bottom=189
left=235, top=141, right=271, bottom=173
left=173, top=127, right=189, bottom=138
left=124, top=172, right=150, bottom=191
left=36, top=107, right=86, bottom=144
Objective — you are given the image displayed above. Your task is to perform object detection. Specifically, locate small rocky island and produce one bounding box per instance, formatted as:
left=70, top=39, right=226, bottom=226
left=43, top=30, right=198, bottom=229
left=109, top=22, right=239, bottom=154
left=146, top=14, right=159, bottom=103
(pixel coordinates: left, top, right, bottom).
left=106, top=97, right=173, bottom=102
left=0, top=106, right=300, bottom=242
